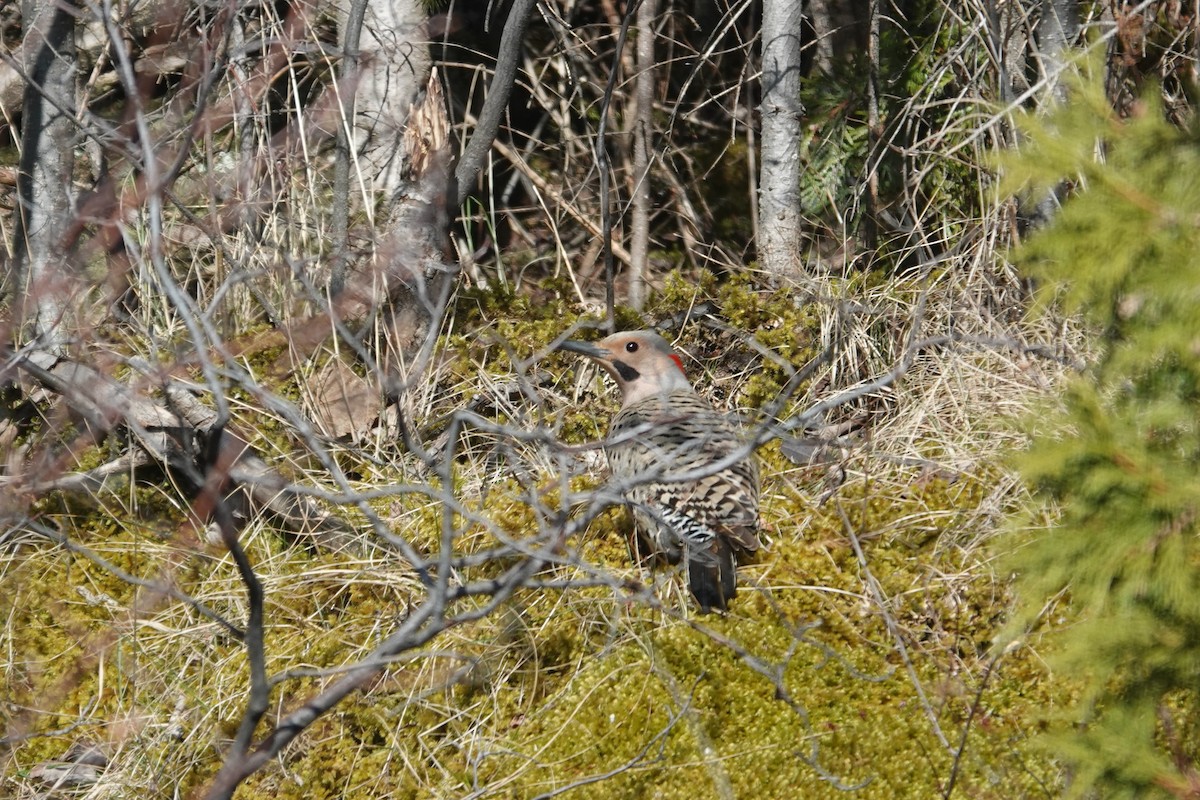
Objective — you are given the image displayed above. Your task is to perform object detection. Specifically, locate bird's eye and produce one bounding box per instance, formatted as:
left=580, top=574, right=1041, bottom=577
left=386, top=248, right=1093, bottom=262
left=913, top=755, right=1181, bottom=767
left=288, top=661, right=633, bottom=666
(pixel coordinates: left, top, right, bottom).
left=625, top=341, right=639, bottom=353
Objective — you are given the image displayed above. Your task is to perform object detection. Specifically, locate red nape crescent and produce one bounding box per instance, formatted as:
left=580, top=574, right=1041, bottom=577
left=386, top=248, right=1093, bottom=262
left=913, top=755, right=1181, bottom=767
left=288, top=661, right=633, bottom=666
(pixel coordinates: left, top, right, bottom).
left=669, top=353, right=685, bottom=375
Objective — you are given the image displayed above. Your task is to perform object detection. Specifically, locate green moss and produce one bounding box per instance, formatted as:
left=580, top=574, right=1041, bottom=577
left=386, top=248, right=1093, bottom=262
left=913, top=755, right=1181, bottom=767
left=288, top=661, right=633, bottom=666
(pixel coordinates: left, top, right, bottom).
left=489, top=599, right=1058, bottom=798
left=401, top=455, right=1061, bottom=799
left=2, top=431, right=1065, bottom=798
left=1, top=267, right=1071, bottom=797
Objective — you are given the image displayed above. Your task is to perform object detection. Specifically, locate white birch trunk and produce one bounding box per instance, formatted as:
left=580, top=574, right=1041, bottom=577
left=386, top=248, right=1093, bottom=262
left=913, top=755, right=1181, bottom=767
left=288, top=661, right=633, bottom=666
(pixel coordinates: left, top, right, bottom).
left=758, top=0, right=805, bottom=280
left=334, top=0, right=431, bottom=208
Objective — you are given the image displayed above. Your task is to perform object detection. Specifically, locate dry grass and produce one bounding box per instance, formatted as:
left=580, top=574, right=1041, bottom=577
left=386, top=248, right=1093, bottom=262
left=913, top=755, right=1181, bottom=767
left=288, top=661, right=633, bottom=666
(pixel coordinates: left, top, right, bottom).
left=1, top=293, right=1069, bottom=794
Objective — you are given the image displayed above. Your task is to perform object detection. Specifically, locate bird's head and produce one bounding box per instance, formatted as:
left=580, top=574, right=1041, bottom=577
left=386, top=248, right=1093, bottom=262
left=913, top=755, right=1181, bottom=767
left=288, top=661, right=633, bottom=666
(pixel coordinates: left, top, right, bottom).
left=558, top=330, right=695, bottom=406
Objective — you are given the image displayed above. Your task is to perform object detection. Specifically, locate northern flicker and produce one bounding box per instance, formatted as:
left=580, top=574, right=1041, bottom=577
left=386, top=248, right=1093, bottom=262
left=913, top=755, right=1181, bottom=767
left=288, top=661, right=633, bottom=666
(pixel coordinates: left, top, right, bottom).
left=559, top=330, right=760, bottom=612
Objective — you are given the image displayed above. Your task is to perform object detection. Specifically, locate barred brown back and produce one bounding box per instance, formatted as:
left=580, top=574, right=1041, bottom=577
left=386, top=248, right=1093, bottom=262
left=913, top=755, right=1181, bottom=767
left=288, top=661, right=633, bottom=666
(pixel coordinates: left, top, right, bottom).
left=606, top=390, right=759, bottom=612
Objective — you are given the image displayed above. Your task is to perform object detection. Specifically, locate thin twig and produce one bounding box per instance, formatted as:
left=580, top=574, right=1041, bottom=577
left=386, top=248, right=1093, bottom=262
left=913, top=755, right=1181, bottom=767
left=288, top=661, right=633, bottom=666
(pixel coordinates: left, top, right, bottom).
left=452, top=0, right=540, bottom=208
left=837, top=502, right=953, bottom=752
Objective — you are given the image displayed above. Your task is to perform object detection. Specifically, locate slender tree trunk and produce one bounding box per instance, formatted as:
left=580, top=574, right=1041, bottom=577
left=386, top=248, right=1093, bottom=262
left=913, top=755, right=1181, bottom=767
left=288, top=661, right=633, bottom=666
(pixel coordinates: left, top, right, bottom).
left=344, top=0, right=430, bottom=207
left=330, top=0, right=430, bottom=293
left=807, top=0, right=868, bottom=75
left=629, top=0, right=657, bottom=310
left=12, top=0, right=78, bottom=354
left=864, top=0, right=880, bottom=254
left=758, top=0, right=804, bottom=280
left=1033, top=0, right=1080, bottom=225
left=1037, top=0, right=1079, bottom=102
left=325, top=0, right=438, bottom=389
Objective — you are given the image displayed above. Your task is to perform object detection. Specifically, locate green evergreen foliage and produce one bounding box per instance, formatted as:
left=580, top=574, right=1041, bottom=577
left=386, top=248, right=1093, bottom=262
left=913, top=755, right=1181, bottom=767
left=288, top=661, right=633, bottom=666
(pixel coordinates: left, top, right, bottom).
left=1002, top=61, right=1200, bottom=797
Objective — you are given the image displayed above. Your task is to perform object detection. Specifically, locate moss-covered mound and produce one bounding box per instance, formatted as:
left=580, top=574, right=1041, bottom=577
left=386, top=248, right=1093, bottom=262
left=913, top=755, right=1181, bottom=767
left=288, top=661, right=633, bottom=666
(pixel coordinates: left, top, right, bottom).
left=2, top=273, right=1068, bottom=798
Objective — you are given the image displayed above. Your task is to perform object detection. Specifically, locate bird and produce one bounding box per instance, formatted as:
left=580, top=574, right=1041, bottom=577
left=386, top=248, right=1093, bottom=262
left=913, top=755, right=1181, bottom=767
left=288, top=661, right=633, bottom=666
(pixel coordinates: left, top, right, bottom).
left=558, top=330, right=760, bottom=612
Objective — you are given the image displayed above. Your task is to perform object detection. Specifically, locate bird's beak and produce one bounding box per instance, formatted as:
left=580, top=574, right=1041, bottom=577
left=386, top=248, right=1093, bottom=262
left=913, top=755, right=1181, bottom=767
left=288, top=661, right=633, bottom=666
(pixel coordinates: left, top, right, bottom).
left=556, top=339, right=608, bottom=359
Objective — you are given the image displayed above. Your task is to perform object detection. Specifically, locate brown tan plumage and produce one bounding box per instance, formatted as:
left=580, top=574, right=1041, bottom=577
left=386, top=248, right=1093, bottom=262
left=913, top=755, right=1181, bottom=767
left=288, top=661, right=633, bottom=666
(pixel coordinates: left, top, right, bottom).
left=559, top=331, right=760, bottom=612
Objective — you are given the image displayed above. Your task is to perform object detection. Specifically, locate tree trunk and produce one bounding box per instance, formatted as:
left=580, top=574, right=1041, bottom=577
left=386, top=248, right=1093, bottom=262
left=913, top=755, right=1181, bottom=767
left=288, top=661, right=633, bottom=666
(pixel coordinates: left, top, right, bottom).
left=758, top=0, right=805, bottom=281
left=338, top=0, right=430, bottom=207
left=1037, top=0, right=1079, bottom=103
left=629, top=0, right=657, bottom=310
left=1032, top=0, right=1080, bottom=225
left=11, top=0, right=78, bottom=354
left=807, top=0, right=868, bottom=75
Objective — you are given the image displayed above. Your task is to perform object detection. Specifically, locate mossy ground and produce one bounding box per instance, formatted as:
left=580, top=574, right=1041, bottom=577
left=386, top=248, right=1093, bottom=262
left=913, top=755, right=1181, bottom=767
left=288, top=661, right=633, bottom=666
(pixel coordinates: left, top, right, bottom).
left=1, top=273, right=1069, bottom=798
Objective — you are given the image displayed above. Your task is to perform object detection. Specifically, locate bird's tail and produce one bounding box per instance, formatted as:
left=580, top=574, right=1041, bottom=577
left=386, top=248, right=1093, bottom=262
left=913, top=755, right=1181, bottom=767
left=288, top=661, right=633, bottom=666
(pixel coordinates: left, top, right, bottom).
left=687, top=537, right=737, bottom=613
